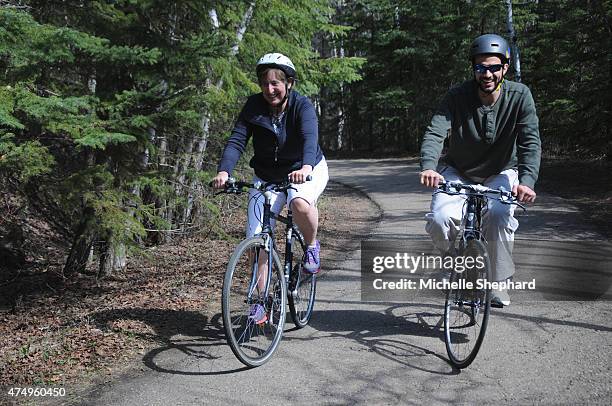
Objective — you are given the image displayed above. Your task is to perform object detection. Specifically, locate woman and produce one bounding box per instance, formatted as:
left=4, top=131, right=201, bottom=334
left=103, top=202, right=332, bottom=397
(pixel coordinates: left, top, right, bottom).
left=212, top=53, right=328, bottom=322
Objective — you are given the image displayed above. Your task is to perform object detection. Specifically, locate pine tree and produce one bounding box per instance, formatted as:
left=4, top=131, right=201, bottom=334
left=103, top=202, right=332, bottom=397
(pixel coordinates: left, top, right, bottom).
left=0, top=1, right=365, bottom=277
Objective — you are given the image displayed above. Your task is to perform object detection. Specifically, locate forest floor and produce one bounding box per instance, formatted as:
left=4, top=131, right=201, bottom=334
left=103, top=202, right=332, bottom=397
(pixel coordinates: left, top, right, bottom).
left=0, top=181, right=381, bottom=400
left=0, top=156, right=610, bottom=402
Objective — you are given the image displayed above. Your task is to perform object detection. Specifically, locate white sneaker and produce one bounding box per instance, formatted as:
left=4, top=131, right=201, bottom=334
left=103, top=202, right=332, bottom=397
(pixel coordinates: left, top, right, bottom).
left=491, top=287, right=510, bottom=307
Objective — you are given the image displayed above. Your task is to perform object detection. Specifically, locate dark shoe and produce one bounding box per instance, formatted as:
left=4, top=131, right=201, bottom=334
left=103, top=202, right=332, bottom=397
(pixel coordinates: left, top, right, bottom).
left=491, top=287, right=510, bottom=307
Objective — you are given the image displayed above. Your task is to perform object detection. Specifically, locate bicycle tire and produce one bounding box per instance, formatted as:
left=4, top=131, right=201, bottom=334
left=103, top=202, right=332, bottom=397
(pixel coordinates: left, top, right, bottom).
left=444, top=238, right=491, bottom=368
left=222, top=236, right=287, bottom=367
left=288, top=231, right=317, bottom=328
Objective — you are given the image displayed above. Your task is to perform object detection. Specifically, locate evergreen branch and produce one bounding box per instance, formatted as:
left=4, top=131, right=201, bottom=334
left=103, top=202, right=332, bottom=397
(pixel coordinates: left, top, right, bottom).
left=0, top=1, right=30, bottom=10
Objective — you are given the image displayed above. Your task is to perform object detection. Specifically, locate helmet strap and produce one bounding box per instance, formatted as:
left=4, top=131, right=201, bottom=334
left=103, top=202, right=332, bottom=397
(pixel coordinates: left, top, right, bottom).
left=495, top=76, right=505, bottom=92
left=474, top=69, right=506, bottom=95
left=279, top=79, right=294, bottom=106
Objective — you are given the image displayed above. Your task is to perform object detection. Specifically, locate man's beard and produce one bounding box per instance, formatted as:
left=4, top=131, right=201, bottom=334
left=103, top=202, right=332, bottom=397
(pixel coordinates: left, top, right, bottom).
left=477, top=75, right=503, bottom=94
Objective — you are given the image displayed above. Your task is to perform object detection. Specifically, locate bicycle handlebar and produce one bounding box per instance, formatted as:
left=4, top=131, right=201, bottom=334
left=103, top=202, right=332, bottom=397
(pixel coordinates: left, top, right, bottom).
left=210, top=175, right=312, bottom=195
left=436, top=181, right=525, bottom=210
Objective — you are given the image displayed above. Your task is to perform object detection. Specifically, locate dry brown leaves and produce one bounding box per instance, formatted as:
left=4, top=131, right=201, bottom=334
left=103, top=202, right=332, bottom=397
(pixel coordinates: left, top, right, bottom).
left=0, top=182, right=379, bottom=388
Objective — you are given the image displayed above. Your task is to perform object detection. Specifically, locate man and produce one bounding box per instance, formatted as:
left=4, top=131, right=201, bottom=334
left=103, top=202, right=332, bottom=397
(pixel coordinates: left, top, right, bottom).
left=419, top=34, right=541, bottom=306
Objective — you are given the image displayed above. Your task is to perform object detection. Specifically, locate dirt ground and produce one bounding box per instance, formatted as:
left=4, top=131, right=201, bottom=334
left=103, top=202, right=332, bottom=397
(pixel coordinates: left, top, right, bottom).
left=0, top=182, right=381, bottom=399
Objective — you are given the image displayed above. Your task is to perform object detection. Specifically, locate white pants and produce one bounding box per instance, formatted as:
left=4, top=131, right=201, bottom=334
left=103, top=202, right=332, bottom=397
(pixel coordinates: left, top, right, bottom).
left=246, top=158, right=329, bottom=238
left=425, top=166, right=519, bottom=281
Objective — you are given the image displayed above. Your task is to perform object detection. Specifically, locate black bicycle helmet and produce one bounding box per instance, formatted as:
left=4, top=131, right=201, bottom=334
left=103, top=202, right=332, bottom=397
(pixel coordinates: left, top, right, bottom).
left=469, top=34, right=510, bottom=63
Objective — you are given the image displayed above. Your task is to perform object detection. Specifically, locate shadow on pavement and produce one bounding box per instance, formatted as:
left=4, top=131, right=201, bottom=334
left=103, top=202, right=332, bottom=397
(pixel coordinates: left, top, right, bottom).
left=289, top=306, right=460, bottom=375
left=90, top=308, right=250, bottom=375
left=315, top=298, right=612, bottom=333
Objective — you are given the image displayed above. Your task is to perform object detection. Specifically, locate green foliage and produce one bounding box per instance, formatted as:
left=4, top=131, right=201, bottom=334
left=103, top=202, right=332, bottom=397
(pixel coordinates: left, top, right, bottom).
left=0, top=87, right=25, bottom=130
left=313, top=57, right=366, bottom=90
left=0, top=4, right=163, bottom=264
left=318, top=0, right=611, bottom=159
left=319, top=0, right=508, bottom=153
left=0, top=135, right=54, bottom=182
left=75, top=130, right=137, bottom=149
left=0, top=1, right=365, bottom=274
left=85, top=188, right=147, bottom=245
left=520, top=0, right=612, bottom=157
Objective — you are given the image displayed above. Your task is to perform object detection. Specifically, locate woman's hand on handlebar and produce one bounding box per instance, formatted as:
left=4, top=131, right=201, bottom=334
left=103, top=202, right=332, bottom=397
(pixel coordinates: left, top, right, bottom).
left=211, top=171, right=229, bottom=189
left=289, top=165, right=312, bottom=184
left=420, top=169, right=445, bottom=188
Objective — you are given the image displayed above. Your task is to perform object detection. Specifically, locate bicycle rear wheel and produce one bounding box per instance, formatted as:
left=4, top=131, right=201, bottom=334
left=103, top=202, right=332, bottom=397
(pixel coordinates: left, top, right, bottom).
left=444, top=238, right=491, bottom=368
left=288, top=232, right=316, bottom=328
left=222, top=236, right=287, bottom=367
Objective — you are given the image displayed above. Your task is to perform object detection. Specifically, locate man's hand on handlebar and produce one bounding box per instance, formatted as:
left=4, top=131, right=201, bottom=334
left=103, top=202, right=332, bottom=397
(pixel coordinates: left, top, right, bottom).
left=420, top=169, right=445, bottom=188
left=512, top=184, right=536, bottom=203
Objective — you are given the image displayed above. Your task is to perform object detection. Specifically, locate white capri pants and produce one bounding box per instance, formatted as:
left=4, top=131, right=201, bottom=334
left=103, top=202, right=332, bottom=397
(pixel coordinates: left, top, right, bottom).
left=246, top=158, right=329, bottom=238
left=425, top=165, right=519, bottom=282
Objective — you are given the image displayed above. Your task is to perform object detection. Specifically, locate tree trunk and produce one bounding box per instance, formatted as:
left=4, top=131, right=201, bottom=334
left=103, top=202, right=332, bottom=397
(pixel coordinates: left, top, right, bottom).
left=506, top=0, right=521, bottom=82
left=64, top=76, right=99, bottom=276
left=181, top=2, right=256, bottom=225
left=63, top=206, right=97, bottom=276
left=98, top=236, right=127, bottom=277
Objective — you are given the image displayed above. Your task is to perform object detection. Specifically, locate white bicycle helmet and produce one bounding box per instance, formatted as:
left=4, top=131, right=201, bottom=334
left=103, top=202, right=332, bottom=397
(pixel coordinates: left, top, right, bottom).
left=256, top=53, right=296, bottom=78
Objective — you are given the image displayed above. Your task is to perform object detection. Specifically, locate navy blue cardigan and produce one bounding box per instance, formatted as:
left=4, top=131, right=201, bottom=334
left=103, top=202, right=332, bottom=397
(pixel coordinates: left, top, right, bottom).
left=217, top=90, right=324, bottom=182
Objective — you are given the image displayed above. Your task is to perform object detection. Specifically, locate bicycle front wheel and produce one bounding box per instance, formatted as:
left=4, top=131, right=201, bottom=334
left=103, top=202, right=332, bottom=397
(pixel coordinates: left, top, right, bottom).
left=222, top=236, right=287, bottom=367
left=444, top=238, right=491, bottom=369
left=288, top=232, right=317, bottom=328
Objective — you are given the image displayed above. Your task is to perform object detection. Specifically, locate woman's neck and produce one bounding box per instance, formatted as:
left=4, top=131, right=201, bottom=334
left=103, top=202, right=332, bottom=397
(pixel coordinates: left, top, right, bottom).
left=269, top=100, right=287, bottom=117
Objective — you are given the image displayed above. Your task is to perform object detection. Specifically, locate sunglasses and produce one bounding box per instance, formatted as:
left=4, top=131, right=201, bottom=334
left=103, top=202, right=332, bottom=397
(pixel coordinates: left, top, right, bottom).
left=474, top=64, right=505, bottom=74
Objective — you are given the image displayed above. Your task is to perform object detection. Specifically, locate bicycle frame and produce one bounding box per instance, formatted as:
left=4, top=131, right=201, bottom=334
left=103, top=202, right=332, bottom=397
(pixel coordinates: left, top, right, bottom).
left=462, top=195, right=486, bottom=242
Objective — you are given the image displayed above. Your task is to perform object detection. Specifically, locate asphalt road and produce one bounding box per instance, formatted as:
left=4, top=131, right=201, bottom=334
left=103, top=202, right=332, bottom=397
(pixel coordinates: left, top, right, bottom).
left=83, top=159, right=612, bottom=405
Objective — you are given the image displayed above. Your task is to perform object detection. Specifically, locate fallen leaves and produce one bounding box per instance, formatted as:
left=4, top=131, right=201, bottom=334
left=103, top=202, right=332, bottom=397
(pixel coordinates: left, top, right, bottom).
left=0, top=182, right=379, bottom=391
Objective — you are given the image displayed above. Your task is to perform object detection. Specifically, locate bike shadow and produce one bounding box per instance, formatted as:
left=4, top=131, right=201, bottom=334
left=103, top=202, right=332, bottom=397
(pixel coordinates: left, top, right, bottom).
left=90, top=308, right=250, bottom=375
left=287, top=304, right=460, bottom=375
left=88, top=304, right=466, bottom=376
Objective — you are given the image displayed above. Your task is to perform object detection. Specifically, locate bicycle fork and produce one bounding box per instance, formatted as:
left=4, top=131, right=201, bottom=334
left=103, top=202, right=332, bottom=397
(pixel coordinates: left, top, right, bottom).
left=245, top=242, right=271, bottom=301
left=247, top=190, right=276, bottom=303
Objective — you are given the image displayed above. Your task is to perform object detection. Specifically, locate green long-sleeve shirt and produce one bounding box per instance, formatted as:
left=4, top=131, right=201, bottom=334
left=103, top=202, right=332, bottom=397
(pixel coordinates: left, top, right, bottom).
left=420, top=79, right=541, bottom=188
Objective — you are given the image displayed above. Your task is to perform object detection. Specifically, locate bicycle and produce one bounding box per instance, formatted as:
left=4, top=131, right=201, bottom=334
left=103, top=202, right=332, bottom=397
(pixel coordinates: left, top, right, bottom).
left=215, top=177, right=317, bottom=367
left=435, top=181, right=524, bottom=369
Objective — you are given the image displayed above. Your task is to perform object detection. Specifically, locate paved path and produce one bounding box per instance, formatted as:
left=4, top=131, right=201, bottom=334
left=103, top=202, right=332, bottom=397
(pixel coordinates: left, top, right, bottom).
left=85, top=159, right=611, bottom=405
